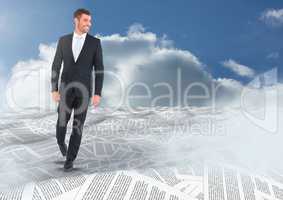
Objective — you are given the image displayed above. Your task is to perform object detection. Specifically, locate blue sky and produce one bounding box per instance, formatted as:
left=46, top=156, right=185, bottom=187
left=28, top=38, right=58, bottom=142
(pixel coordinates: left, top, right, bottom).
left=0, top=0, right=282, bottom=83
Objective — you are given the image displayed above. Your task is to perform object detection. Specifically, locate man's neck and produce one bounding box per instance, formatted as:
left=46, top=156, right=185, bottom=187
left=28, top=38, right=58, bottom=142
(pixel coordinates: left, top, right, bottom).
left=74, top=29, right=85, bottom=36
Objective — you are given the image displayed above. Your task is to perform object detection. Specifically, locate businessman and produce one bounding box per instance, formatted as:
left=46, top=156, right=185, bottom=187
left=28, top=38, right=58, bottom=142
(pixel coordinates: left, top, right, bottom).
left=51, top=8, right=104, bottom=171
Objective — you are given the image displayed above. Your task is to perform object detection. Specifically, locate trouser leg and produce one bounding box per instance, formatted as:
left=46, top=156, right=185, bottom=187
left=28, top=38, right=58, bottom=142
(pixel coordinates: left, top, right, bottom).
left=66, top=90, right=89, bottom=161
left=56, top=89, right=75, bottom=145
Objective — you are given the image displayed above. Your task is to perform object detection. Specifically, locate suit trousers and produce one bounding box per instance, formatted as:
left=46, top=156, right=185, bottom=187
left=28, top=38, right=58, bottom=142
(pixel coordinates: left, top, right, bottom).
left=56, top=87, right=90, bottom=161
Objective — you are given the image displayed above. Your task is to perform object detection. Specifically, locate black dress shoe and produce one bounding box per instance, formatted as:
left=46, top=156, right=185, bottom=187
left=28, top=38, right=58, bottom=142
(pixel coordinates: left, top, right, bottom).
left=64, top=160, right=73, bottom=171
left=58, top=143, right=67, bottom=157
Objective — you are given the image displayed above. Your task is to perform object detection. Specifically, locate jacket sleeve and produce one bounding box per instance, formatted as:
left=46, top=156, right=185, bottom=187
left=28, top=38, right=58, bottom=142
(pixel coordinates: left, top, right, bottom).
left=93, top=39, right=104, bottom=96
left=51, top=37, right=63, bottom=92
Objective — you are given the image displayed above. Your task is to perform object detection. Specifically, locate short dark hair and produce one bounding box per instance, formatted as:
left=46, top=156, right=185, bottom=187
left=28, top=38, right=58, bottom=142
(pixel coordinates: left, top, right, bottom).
left=73, top=8, right=91, bottom=19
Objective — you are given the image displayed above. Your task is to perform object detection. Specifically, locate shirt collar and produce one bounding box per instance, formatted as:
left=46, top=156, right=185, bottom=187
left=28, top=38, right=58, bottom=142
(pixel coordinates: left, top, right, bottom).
left=73, top=31, right=87, bottom=39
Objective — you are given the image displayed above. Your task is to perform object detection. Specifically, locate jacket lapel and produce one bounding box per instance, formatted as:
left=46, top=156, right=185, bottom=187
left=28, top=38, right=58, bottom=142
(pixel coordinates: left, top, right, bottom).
left=68, top=33, right=75, bottom=64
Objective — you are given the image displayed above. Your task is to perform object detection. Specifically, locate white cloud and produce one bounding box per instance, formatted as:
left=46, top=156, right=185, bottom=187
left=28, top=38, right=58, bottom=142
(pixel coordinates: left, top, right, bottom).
left=3, top=23, right=247, bottom=111
left=97, top=23, right=226, bottom=107
left=221, top=59, right=255, bottom=78
left=0, top=61, right=9, bottom=110
left=216, top=78, right=243, bottom=89
left=260, top=8, right=283, bottom=27
left=5, top=43, right=57, bottom=111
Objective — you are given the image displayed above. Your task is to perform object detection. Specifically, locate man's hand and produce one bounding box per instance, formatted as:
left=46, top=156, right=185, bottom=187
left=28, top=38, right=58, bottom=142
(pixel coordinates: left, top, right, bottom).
left=92, top=95, right=101, bottom=107
left=52, top=91, right=60, bottom=102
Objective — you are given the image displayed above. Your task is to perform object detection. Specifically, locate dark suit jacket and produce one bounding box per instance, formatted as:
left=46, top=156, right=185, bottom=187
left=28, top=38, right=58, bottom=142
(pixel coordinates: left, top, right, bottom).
left=51, top=32, right=104, bottom=98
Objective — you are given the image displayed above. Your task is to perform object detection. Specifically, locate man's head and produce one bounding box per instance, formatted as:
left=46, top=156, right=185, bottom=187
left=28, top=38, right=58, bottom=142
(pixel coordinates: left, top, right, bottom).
left=73, top=8, right=91, bottom=34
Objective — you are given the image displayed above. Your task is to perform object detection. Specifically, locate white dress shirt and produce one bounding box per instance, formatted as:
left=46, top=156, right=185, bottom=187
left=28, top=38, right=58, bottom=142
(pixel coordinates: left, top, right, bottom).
left=72, top=31, right=87, bottom=62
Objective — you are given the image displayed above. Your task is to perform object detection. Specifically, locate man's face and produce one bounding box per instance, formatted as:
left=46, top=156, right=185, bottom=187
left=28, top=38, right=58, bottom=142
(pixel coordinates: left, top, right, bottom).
left=75, top=14, right=92, bottom=33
